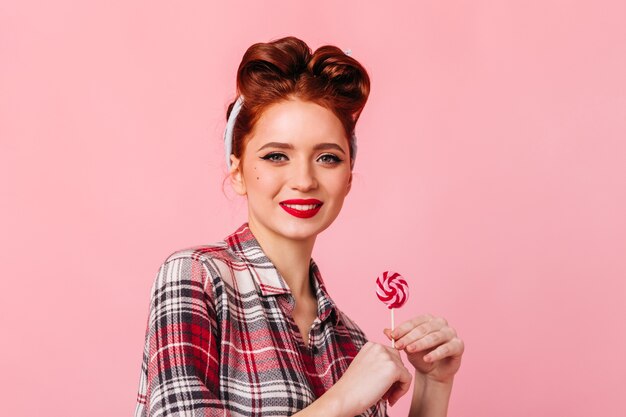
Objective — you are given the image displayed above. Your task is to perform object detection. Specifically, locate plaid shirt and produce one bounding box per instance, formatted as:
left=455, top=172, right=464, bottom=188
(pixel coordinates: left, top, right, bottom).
left=134, top=223, right=387, bottom=417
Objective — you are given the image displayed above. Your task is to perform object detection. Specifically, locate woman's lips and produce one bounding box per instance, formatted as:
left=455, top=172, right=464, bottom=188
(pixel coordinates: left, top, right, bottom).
left=279, top=199, right=323, bottom=219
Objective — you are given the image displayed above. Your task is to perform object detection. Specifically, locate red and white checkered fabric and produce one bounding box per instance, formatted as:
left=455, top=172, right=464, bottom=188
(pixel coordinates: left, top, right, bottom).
left=134, top=223, right=387, bottom=417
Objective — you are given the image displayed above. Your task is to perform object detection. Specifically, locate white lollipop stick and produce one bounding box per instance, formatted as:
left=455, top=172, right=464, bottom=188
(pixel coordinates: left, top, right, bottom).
left=391, top=309, right=395, bottom=348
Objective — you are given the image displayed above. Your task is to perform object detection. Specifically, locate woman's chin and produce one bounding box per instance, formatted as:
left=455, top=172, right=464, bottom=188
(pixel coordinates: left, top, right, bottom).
left=275, top=218, right=335, bottom=242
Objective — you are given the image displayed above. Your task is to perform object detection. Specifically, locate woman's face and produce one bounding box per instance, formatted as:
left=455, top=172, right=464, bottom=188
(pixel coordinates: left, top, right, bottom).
left=230, top=99, right=352, bottom=244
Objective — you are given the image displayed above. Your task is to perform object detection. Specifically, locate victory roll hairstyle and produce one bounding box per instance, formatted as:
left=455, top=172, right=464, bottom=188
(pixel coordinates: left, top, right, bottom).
left=225, top=36, right=371, bottom=168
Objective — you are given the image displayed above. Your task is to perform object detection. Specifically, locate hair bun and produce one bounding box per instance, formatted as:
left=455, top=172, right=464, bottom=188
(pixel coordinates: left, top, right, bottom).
left=237, top=37, right=311, bottom=99
left=308, top=45, right=370, bottom=121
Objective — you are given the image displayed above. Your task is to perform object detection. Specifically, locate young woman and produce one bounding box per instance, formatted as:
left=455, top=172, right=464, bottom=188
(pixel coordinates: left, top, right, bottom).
left=134, top=36, right=464, bottom=417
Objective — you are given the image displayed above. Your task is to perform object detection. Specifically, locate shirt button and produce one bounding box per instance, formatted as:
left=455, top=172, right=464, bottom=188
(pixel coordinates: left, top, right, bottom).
left=311, top=346, right=318, bottom=355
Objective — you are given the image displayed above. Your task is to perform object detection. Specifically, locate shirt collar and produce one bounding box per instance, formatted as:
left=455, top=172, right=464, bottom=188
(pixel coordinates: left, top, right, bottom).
left=309, top=259, right=339, bottom=325
left=225, top=223, right=338, bottom=324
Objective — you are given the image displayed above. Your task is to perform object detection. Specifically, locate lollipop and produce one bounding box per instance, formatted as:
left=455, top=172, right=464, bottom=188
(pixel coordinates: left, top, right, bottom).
left=376, top=271, right=409, bottom=347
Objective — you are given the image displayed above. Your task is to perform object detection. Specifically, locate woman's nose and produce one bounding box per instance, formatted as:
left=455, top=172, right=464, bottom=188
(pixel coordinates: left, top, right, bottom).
left=289, top=161, right=318, bottom=192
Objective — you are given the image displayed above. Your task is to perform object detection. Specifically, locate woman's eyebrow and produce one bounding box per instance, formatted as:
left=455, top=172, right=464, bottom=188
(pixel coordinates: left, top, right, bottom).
left=257, top=142, right=294, bottom=151
left=313, top=143, right=346, bottom=154
left=257, top=142, right=346, bottom=154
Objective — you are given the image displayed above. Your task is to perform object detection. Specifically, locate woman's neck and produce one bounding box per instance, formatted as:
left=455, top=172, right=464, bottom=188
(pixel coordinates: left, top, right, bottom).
left=247, top=219, right=316, bottom=300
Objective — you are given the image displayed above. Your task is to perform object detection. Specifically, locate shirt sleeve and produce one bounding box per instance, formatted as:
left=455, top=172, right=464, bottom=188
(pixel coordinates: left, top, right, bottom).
left=134, top=255, right=230, bottom=417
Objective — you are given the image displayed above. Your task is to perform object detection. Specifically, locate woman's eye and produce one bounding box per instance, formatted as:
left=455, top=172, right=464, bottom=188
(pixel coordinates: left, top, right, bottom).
left=261, top=152, right=288, bottom=162
left=317, top=153, right=343, bottom=164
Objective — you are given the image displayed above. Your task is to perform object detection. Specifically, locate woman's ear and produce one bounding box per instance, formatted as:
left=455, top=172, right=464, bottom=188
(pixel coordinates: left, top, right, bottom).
left=346, top=172, right=353, bottom=194
left=229, top=155, right=246, bottom=196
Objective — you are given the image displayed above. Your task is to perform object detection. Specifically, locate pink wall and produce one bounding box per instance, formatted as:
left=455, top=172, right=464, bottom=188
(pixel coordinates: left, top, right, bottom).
left=2, top=1, right=625, bottom=416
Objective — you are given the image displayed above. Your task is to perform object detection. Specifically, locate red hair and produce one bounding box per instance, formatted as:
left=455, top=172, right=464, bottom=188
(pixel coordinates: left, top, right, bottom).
left=225, top=36, right=370, bottom=163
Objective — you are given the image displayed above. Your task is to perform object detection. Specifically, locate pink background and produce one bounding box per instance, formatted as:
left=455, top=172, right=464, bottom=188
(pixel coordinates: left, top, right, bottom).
left=2, top=1, right=625, bottom=416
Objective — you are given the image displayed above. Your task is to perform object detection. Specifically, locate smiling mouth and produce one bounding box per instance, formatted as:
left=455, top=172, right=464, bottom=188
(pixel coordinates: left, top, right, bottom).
left=282, top=203, right=319, bottom=210
left=279, top=199, right=323, bottom=218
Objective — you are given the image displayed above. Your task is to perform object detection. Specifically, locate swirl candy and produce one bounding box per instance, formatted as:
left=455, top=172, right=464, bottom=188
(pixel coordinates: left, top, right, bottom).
left=376, top=271, right=409, bottom=348
left=376, top=271, right=409, bottom=309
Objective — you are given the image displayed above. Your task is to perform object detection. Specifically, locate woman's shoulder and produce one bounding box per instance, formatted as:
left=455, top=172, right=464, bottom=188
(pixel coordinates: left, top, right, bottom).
left=149, top=238, right=237, bottom=290
left=162, top=241, right=232, bottom=265
left=159, top=223, right=252, bottom=268
left=159, top=234, right=247, bottom=270
left=150, top=243, right=223, bottom=287
left=152, top=225, right=255, bottom=293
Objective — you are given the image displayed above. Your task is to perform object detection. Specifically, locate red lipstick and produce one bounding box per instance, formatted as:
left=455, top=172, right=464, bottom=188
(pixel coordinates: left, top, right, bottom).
left=279, top=199, right=323, bottom=219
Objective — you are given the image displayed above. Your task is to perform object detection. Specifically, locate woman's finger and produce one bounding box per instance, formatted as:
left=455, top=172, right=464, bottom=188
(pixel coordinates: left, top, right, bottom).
left=379, top=345, right=411, bottom=406
left=403, top=326, right=457, bottom=353
left=394, top=317, right=449, bottom=349
left=384, top=362, right=413, bottom=406
left=390, top=314, right=434, bottom=340
left=422, top=337, right=465, bottom=363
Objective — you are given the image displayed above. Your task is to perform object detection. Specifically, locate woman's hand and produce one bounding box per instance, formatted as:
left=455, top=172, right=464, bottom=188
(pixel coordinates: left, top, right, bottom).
left=384, top=314, right=464, bottom=384
left=321, top=341, right=413, bottom=416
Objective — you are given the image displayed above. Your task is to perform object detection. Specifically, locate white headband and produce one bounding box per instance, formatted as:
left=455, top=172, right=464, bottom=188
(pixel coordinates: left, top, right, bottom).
left=223, top=95, right=244, bottom=168
left=223, top=96, right=358, bottom=169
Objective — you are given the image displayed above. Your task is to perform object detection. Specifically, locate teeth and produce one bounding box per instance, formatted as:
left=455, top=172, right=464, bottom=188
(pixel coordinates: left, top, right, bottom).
left=283, top=204, right=319, bottom=211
